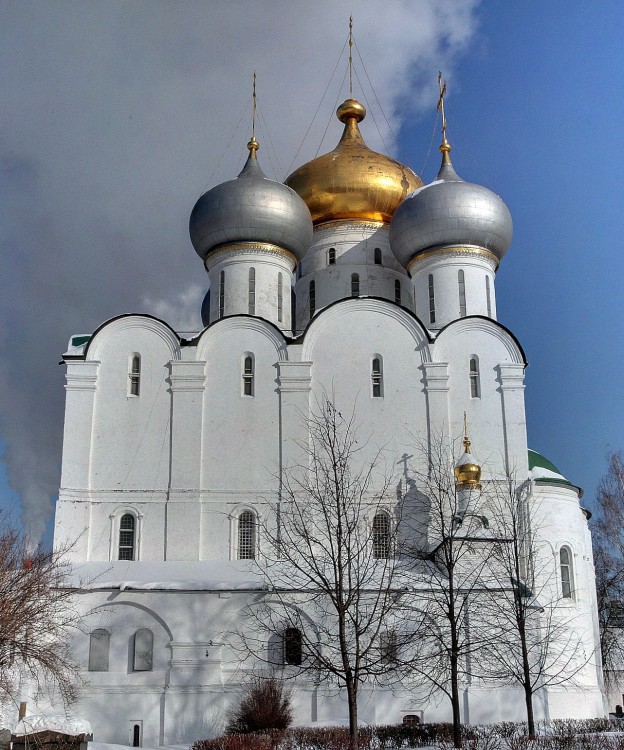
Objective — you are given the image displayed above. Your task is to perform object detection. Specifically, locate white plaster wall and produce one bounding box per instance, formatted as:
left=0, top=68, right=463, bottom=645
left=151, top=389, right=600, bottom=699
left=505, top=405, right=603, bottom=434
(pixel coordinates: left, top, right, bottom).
left=51, top=295, right=604, bottom=742
left=87, top=318, right=179, bottom=492
left=435, top=317, right=527, bottom=477
left=302, top=298, right=431, bottom=483
left=410, top=252, right=497, bottom=330
left=60, top=575, right=605, bottom=747
left=295, top=222, right=411, bottom=331
left=197, top=319, right=284, bottom=494
left=529, top=483, right=604, bottom=698
left=207, top=249, right=295, bottom=331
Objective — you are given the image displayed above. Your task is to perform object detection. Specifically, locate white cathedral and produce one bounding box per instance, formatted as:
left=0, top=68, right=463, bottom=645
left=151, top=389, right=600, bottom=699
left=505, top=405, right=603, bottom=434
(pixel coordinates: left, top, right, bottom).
left=48, top=86, right=604, bottom=745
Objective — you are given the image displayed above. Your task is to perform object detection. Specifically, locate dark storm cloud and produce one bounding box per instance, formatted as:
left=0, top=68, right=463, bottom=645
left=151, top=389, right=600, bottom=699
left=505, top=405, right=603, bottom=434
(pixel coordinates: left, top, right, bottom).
left=0, top=0, right=480, bottom=540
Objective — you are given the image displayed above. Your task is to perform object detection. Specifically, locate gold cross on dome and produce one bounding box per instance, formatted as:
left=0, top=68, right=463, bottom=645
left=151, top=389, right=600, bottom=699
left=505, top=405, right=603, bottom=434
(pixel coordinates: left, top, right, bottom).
left=437, top=71, right=448, bottom=141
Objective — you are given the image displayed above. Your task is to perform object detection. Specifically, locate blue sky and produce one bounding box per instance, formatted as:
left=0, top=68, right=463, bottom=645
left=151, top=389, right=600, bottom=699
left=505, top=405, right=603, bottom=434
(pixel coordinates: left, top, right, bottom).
left=0, top=1, right=622, bottom=541
left=404, top=2, right=624, bottom=511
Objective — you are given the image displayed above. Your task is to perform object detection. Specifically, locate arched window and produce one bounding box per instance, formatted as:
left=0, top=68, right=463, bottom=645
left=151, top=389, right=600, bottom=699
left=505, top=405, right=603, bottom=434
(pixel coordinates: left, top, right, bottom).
left=380, top=630, right=397, bottom=663
left=328, top=247, right=336, bottom=265
left=395, top=280, right=402, bottom=305
left=284, top=628, right=303, bottom=665
left=242, top=355, right=254, bottom=397
left=219, top=270, right=225, bottom=319
left=133, top=628, right=153, bottom=671
left=309, top=280, right=316, bottom=317
left=372, top=512, right=391, bottom=559
left=428, top=274, right=435, bottom=324
left=371, top=357, right=383, bottom=398
left=374, top=247, right=382, bottom=265
left=560, top=547, right=574, bottom=599
left=486, top=275, right=492, bottom=317
left=469, top=356, right=480, bottom=399
left=277, top=273, right=283, bottom=322
left=88, top=629, right=110, bottom=672
left=132, top=725, right=141, bottom=748
left=248, top=267, right=256, bottom=315
left=351, top=273, right=360, bottom=297
left=458, top=269, right=466, bottom=317
left=238, top=511, right=256, bottom=559
left=129, top=354, right=141, bottom=397
left=119, top=514, right=135, bottom=560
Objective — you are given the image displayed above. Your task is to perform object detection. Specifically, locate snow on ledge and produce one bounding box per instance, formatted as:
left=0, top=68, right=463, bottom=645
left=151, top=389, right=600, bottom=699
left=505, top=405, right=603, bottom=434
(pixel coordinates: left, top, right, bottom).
left=12, top=715, right=92, bottom=736
left=69, top=560, right=268, bottom=591
left=529, top=466, right=567, bottom=482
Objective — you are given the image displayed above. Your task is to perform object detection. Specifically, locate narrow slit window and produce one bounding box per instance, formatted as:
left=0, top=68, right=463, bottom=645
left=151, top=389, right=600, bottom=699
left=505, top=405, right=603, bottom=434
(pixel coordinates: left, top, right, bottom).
left=119, top=514, right=135, bottom=560
left=277, top=273, right=283, bottom=322
left=351, top=273, right=360, bottom=297
left=243, top=355, right=254, bottom=396
left=372, top=512, right=391, bottom=558
left=238, top=511, right=256, bottom=559
left=371, top=357, right=383, bottom=398
left=129, top=354, right=141, bottom=397
left=458, top=270, right=466, bottom=317
left=428, top=274, right=435, bottom=324
left=374, top=248, right=382, bottom=265
left=219, top=270, right=225, bottom=319
left=486, top=275, right=492, bottom=317
left=560, top=547, right=573, bottom=599
left=284, top=628, right=303, bottom=665
left=395, top=280, right=401, bottom=305
left=309, top=280, right=316, bottom=317
left=328, top=248, right=336, bottom=265
left=469, top=356, right=480, bottom=399
left=248, top=267, right=256, bottom=315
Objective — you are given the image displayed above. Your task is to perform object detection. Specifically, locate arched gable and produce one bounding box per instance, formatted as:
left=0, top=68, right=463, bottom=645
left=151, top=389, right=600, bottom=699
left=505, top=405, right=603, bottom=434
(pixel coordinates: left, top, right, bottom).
left=301, top=297, right=432, bottom=364
left=434, top=315, right=526, bottom=366
left=195, top=315, right=288, bottom=362
left=86, top=314, right=181, bottom=361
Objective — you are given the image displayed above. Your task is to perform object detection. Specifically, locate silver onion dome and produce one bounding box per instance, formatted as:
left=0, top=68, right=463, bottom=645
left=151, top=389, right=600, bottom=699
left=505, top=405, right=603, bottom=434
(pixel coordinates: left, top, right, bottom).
left=390, top=151, right=512, bottom=268
left=190, top=139, right=313, bottom=262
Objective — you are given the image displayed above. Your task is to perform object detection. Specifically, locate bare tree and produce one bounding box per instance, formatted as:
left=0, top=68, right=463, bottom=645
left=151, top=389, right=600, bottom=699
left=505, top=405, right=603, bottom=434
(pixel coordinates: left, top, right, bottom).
left=482, top=477, right=593, bottom=736
left=401, top=433, right=498, bottom=748
left=241, top=399, right=414, bottom=750
left=592, top=452, right=624, bottom=699
left=0, top=514, right=80, bottom=711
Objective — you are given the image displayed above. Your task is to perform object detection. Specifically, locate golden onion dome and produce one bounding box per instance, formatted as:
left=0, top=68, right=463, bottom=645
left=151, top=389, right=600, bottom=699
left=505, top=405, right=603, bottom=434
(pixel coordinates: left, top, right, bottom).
left=454, top=434, right=482, bottom=490
left=285, top=98, right=422, bottom=225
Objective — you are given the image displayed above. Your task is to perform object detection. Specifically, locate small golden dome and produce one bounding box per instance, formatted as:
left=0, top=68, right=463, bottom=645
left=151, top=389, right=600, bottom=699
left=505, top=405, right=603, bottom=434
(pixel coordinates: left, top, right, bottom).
left=285, top=98, right=422, bottom=225
left=454, top=434, right=482, bottom=490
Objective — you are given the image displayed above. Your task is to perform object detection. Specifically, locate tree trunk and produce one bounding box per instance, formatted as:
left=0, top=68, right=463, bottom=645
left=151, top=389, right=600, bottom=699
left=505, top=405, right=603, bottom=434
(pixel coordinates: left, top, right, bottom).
left=451, top=652, right=462, bottom=748
left=345, top=671, right=358, bottom=750
left=524, top=681, right=535, bottom=738
left=519, top=615, right=535, bottom=737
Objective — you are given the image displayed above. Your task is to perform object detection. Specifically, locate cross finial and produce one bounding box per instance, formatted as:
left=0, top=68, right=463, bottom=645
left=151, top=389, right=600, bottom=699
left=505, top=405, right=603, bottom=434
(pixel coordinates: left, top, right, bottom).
left=252, top=71, right=257, bottom=139
left=247, top=71, right=259, bottom=157
left=437, top=71, right=451, bottom=164
left=437, top=71, right=447, bottom=138
left=463, top=411, right=471, bottom=453
left=348, top=16, right=354, bottom=97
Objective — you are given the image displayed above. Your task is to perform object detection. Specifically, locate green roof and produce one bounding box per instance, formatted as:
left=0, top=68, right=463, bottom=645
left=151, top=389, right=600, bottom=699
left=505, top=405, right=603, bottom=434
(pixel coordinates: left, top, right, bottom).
left=527, top=449, right=564, bottom=475
left=527, top=450, right=585, bottom=502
